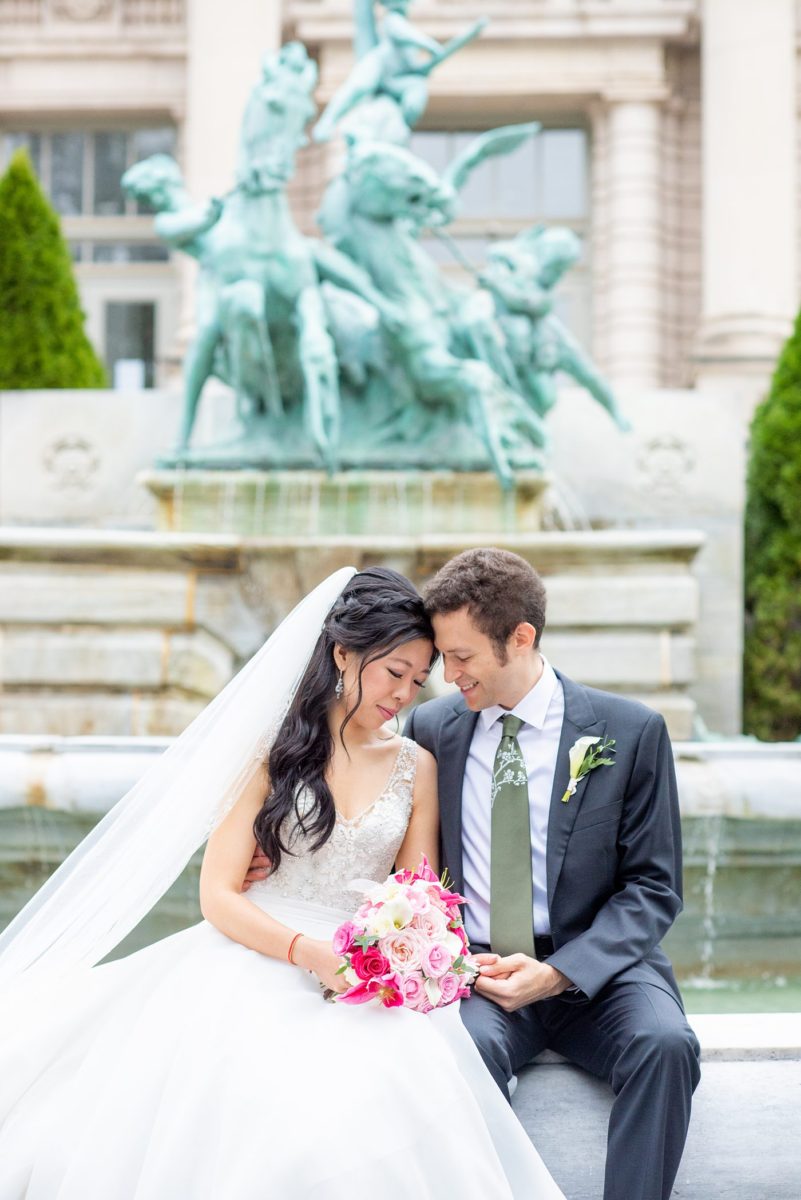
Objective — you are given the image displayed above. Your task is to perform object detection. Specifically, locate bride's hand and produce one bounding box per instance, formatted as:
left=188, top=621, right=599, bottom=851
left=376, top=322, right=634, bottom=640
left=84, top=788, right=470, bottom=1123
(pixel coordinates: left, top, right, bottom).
left=292, top=937, right=350, bottom=993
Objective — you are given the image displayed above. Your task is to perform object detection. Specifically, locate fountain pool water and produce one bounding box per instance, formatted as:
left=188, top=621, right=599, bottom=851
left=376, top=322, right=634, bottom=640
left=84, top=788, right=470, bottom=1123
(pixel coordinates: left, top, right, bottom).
left=2, top=801, right=799, bottom=1011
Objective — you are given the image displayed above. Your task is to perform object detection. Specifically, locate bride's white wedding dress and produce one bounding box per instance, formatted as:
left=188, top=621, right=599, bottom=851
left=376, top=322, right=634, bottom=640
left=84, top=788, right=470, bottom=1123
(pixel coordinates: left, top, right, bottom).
left=0, top=738, right=563, bottom=1199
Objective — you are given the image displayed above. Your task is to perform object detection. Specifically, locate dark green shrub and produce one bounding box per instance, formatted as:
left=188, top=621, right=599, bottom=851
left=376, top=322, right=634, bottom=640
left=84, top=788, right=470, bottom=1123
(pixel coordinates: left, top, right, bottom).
left=743, top=309, right=801, bottom=739
left=0, top=148, right=106, bottom=388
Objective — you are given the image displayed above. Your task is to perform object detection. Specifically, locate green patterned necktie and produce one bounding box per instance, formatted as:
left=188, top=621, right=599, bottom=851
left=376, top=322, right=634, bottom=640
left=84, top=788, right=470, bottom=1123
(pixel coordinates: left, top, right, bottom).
left=490, top=713, right=535, bottom=958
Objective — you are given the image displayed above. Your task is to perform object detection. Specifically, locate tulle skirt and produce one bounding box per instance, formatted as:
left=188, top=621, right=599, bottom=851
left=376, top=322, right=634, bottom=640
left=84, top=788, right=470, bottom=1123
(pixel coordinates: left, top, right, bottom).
left=0, top=894, right=563, bottom=1199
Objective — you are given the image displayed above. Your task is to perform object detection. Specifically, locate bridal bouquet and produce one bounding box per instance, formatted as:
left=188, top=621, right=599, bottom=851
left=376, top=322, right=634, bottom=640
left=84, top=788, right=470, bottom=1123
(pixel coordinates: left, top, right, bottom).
left=331, top=858, right=479, bottom=1011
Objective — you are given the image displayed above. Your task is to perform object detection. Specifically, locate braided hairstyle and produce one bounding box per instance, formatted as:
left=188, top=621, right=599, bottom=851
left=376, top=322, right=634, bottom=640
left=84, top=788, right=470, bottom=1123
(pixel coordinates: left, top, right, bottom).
left=253, top=567, right=436, bottom=871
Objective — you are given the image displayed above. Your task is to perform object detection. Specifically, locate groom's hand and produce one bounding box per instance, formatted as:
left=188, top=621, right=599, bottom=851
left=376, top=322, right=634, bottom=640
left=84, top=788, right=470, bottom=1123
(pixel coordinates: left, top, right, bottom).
left=241, top=849, right=270, bottom=892
left=474, top=953, right=572, bottom=1011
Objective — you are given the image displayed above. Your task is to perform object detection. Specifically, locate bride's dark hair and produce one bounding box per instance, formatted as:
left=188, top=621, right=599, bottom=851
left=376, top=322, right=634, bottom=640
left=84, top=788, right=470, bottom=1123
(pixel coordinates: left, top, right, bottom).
left=254, top=567, right=436, bottom=872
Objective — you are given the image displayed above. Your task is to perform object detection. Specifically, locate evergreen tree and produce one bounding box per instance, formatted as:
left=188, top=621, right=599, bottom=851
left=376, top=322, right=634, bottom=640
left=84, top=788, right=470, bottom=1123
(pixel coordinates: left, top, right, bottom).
left=743, top=308, right=801, bottom=739
left=0, top=148, right=106, bottom=388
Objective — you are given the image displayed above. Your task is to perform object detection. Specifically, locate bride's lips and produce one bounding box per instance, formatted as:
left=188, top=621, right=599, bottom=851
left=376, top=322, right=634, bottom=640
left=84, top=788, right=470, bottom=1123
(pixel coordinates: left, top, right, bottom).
left=377, top=705, right=398, bottom=721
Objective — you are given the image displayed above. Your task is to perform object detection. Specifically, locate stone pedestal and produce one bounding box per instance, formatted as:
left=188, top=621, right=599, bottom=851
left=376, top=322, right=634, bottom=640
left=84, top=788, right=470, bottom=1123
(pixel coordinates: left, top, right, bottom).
left=140, top=469, right=551, bottom=538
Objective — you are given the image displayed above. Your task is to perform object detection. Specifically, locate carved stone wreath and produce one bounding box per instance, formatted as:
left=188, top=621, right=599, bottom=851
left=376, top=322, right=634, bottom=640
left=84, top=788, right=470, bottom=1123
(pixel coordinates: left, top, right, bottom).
left=52, top=0, right=112, bottom=20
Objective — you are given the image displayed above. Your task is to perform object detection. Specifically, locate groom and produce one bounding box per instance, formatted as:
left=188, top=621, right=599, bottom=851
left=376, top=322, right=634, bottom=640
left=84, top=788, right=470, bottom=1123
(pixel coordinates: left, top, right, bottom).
left=405, top=547, right=700, bottom=1200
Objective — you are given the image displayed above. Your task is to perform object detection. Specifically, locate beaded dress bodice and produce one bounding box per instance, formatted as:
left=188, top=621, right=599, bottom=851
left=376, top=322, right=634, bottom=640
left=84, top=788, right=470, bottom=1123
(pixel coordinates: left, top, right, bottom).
left=249, top=738, right=418, bottom=912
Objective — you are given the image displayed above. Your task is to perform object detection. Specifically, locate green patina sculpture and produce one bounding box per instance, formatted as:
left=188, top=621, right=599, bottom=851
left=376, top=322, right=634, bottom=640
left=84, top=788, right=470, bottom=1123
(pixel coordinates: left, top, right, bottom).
left=313, top=0, right=486, bottom=145
left=123, top=6, right=627, bottom=487
left=476, top=226, right=630, bottom=430
left=318, top=132, right=549, bottom=488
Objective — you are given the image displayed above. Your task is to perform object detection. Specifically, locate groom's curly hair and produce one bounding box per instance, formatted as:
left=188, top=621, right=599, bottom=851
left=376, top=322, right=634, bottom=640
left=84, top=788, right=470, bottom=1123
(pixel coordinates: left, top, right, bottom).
left=423, top=548, right=547, bottom=661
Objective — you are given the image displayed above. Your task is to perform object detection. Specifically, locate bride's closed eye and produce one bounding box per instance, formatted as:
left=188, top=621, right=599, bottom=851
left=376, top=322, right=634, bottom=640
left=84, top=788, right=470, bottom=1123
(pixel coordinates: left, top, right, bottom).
left=388, top=668, right=427, bottom=688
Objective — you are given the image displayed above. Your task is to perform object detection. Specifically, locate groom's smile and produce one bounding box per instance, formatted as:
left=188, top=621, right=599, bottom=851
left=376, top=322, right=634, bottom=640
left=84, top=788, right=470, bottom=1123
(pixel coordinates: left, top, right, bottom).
left=431, top=607, right=543, bottom=712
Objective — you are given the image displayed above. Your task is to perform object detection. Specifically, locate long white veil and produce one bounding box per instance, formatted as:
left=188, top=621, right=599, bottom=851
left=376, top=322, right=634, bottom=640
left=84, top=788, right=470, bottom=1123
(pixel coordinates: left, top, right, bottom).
left=0, top=567, right=356, bottom=985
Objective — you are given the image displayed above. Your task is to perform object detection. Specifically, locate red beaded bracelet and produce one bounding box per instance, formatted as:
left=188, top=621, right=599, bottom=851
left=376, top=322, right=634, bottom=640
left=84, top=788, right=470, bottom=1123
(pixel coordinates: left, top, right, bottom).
left=287, top=932, right=303, bottom=964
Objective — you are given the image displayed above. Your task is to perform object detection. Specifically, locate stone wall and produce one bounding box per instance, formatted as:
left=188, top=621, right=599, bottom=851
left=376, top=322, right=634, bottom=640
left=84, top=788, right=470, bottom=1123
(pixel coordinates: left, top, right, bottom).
left=0, top=526, right=701, bottom=739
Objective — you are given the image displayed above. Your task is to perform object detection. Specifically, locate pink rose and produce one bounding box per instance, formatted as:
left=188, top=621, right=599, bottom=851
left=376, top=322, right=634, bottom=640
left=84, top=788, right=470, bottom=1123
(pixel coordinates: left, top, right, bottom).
left=416, top=910, right=447, bottom=942
left=351, top=946, right=390, bottom=981
left=331, top=921, right=359, bottom=957
left=401, top=971, right=427, bottom=1010
left=438, top=973, right=461, bottom=1005
left=422, top=941, right=452, bottom=979
left=382, top=928, right=427, bottom=973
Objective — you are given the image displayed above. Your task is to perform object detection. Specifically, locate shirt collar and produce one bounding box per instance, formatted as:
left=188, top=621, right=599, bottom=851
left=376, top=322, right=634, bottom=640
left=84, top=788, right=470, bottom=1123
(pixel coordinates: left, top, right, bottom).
left=479, top=657, right=558, bottom=733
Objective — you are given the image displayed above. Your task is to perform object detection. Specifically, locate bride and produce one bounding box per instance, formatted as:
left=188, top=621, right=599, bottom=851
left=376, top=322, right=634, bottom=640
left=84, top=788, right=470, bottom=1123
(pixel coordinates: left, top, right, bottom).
left=0, top=567, right=563, bottom=1199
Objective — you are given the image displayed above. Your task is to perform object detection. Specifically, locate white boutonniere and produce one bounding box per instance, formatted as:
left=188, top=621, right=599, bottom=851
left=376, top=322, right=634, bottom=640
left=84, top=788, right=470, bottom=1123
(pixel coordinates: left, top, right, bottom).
left=561, top=736, right=616, bottom=803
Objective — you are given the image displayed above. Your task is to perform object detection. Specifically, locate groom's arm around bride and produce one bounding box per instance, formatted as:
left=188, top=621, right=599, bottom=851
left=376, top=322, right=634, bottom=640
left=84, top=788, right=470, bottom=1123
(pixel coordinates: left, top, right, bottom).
left=405, top=548, right=701, bottom=1200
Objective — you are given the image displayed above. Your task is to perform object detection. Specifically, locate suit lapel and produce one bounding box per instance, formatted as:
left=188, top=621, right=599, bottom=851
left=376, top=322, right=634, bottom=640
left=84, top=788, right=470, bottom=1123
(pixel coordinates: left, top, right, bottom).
left=438, top=704, right=478, bottom=894
left=546, top=672, right=606, bottom=910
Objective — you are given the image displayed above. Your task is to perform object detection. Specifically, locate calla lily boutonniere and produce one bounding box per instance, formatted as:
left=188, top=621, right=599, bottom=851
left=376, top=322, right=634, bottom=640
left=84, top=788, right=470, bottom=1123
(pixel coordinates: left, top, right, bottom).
left=561, top=736, right=616, bottom=803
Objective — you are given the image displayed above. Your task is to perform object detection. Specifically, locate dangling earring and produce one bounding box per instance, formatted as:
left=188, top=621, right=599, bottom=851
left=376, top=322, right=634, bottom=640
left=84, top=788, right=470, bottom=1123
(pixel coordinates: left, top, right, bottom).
left=335, top=670, right=344, bottom=700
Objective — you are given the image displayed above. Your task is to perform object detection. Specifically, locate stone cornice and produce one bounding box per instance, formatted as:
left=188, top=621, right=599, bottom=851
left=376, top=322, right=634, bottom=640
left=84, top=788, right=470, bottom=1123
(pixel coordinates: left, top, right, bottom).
left=287, top=1, right=700, bottom=47
left=0, top=526, right=706, bottom=569
left=0, top=39, right=185, bottom=58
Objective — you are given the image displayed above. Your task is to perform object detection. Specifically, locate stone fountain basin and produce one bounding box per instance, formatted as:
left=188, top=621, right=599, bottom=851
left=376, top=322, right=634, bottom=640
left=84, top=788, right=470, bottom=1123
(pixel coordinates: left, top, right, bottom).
left=1, top=735, right=800, bottom=988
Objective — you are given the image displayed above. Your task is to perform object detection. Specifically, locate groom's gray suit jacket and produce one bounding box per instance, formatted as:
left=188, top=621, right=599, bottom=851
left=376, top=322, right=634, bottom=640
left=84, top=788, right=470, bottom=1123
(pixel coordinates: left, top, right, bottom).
left=405, top=671, right=683, bottom=1003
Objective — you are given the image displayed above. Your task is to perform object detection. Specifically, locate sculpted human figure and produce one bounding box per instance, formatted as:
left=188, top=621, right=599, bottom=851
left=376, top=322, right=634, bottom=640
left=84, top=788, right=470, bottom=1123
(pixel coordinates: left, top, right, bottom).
left=313, top=0, right=486, bottom=144
left=124, top=43, right=401, bottom=472
left=318, top=135, right=547, bottom=487
left=478, top=226, right=631, bottom=429
left=122, top=155, right=283, bottom=431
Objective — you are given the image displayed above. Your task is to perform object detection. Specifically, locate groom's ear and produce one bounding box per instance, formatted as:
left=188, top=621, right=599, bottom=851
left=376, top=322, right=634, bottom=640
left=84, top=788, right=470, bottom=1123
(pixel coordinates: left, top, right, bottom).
left=511, top=622, right=537, bottom=653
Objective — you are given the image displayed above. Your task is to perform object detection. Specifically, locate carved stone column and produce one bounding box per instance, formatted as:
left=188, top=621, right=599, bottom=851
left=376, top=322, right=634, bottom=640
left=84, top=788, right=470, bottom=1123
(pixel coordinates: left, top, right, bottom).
left=175, top=0, right=282, bottom=360
left=696, top=0, right=797, bottom=389
left=601, top=96, right=664, bottom=390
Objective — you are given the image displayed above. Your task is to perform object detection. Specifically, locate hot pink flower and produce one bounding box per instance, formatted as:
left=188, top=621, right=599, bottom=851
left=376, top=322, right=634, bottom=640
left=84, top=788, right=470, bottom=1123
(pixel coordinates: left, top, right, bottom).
left=351, top=946, right=390, bottom=981
left=422, top=941, right=452, bottom=979
left=340, top=979, right=395, bottom=1008
left=375, top=974, right=405, bottom=1008
left=331, top=921, right=359, bottom=957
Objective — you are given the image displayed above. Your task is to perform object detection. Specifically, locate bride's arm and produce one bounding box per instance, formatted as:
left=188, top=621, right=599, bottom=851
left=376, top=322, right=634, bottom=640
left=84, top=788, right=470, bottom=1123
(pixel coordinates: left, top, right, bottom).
left=393, top=747, right=439, bottom=874
left=199, top=769, right=347, bottom=991
left=199, top=766, right=295, bottom=958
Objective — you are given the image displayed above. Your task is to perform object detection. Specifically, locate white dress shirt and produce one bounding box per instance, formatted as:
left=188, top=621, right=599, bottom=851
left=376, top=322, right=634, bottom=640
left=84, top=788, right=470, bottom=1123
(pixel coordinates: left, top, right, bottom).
left=461, top=658, right=564, bottom=946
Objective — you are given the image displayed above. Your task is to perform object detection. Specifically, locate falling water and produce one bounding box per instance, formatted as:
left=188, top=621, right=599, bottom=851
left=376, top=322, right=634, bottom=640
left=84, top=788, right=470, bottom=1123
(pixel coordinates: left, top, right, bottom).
left=699, top=813, right=723, bottom=981
left=221, top=476, right=236, bottom=533
left=252, top=475, right=267, bottom=536
left=541, top=477, right=591, bottom=531
left=173, top=468, right=185, bottom=531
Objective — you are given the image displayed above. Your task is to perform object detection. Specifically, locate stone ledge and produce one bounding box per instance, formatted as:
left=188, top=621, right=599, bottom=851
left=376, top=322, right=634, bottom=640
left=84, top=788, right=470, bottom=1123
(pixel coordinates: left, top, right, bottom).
left=531, top=1012, right=801, bottom=1066
left=513, top=1058, right=799, bottom=1200
left=0, top=526, right=706, bottom=564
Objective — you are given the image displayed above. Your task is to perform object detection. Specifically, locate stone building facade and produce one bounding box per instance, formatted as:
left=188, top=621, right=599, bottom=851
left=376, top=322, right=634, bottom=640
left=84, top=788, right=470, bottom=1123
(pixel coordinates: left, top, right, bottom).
left=0, top=0, right=797, bottom=397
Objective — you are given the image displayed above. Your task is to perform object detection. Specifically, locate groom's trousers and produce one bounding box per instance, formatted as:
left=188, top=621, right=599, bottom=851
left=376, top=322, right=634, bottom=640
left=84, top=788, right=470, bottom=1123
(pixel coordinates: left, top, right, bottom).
left=460, top=967, right=701, bottom=1200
